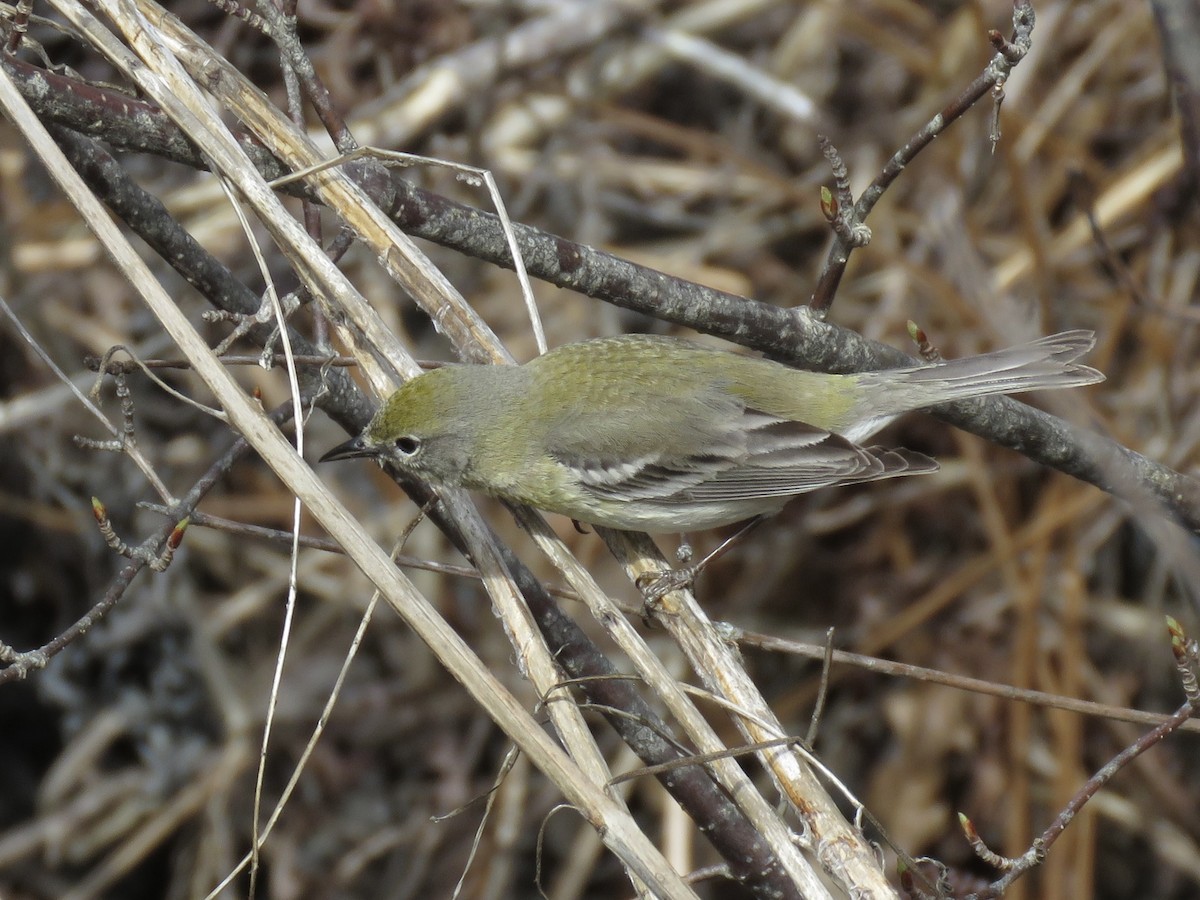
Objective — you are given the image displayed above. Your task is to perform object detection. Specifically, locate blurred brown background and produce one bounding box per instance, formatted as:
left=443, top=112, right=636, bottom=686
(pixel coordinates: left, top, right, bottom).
left=0, top=1, right=1196, bottom=898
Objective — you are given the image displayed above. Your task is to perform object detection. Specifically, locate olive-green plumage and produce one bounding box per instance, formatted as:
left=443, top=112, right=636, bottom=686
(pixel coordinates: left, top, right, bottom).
left=321, top=332, right=1102, bottom=530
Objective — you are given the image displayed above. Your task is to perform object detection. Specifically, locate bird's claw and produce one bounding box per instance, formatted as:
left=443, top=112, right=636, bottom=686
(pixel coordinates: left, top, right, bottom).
left=636, top=565, right=697, bottom=604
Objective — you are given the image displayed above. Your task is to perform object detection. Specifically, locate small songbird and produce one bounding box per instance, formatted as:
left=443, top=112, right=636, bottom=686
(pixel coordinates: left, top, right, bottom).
left=321, top=331, right=1102, bottom=531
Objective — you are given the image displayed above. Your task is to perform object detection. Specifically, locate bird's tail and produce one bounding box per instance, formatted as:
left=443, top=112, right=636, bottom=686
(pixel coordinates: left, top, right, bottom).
left=842, top=330, right=1103, bottom=442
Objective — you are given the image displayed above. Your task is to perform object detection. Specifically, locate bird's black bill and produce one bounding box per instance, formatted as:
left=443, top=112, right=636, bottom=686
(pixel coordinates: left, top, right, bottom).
left=319, top=434, right=375, bottom=462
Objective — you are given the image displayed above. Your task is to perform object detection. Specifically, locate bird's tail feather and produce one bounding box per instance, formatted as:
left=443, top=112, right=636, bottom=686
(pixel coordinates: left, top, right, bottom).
left=842, top=330, right=1103, bottom=442
left=885, top=330, right=1103, bottom=397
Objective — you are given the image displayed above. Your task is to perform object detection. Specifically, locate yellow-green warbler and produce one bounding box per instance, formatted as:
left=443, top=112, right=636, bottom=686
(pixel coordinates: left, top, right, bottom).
left=321, top=331, right=1102, bottom=531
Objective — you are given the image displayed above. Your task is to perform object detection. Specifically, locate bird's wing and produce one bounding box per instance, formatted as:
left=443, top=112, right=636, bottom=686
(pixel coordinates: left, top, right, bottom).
left=547, top=406, right=934, bottom=504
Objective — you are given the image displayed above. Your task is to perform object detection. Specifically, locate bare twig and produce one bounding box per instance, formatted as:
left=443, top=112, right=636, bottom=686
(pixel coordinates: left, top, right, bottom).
left=809, top=0, right=1036, bottom=314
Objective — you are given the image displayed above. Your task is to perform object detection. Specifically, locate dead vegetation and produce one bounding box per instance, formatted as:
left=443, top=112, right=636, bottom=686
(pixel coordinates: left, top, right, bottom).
left=0, top=1, right=1198, bottom=898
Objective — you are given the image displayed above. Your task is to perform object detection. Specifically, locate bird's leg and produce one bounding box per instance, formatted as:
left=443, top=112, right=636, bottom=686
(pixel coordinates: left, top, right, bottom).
left=637, top=516, right=766, bottom=603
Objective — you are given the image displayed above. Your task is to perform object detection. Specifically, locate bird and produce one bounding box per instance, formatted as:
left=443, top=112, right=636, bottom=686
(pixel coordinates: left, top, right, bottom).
left=320, top=330, right=1103, bottom=532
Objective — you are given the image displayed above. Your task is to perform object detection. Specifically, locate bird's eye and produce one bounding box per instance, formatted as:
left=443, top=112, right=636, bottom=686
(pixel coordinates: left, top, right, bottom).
left=394, top=436, right=421, bottom=456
